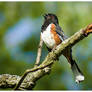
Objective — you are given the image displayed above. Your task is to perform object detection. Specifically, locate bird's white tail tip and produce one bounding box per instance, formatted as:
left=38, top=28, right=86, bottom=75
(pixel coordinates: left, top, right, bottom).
left=75, top=74, right=85, bottom=83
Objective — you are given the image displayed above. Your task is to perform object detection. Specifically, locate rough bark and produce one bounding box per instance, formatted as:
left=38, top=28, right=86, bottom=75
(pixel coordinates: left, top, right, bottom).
left=34, top=34, right=43, bottom=67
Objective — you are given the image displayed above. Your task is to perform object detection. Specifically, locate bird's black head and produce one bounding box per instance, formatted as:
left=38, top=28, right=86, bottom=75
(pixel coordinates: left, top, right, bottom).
left=43, top=13, right=59, bottom=24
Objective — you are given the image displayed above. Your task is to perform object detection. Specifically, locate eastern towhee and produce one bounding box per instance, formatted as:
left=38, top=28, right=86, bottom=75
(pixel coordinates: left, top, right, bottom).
left=41, top=13, right=84, bottom=83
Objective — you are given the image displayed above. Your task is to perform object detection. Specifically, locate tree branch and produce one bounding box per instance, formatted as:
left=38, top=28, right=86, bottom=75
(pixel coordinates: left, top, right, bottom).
left=0, top=74, right=20, bottom=89
left=34, top=34, right=43, bottom=67
left=0, top=24, right=92, bottom=90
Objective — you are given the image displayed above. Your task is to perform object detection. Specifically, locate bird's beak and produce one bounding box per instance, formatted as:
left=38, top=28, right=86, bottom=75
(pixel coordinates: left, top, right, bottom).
left=43, top=13, right=48, bottom=19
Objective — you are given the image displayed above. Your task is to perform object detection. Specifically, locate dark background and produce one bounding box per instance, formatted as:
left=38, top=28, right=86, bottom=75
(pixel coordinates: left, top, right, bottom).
left=0, top=2, right=92, bottom=90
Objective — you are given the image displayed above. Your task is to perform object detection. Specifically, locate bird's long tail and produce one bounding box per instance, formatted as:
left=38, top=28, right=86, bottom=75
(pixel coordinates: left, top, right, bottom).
left=70, top=59, right=84, bottom=83
left=63, top=49, right=84, bottom=83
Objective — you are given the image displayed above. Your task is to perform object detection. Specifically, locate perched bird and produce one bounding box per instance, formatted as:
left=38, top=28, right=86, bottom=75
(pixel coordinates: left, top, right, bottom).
left=41, top=13, right=84, bottom=83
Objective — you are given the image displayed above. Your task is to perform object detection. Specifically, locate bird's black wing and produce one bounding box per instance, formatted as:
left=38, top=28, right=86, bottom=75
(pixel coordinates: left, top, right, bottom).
left=55, top=24, right=67, bottom=41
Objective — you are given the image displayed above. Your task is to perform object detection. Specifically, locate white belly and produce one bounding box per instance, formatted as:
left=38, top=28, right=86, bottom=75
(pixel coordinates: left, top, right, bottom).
left=41, top=24, right=55, bottom=49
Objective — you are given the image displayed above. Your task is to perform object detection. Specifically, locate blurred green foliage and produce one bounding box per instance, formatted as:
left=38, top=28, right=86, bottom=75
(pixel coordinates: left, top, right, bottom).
left=0, top=2, right=92, bottom=90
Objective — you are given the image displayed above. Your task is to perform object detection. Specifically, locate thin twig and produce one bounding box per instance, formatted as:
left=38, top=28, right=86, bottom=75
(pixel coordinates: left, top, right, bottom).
left=14, top=34, right=43, bottom=90
left=34, top=34, right=43, bottom=67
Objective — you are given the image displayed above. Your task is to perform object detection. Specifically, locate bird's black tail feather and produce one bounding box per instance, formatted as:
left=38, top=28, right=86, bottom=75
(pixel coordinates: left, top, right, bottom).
left=71, top=59, right=84, bottom=83
left=63, top=49, right=84, bottom=83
